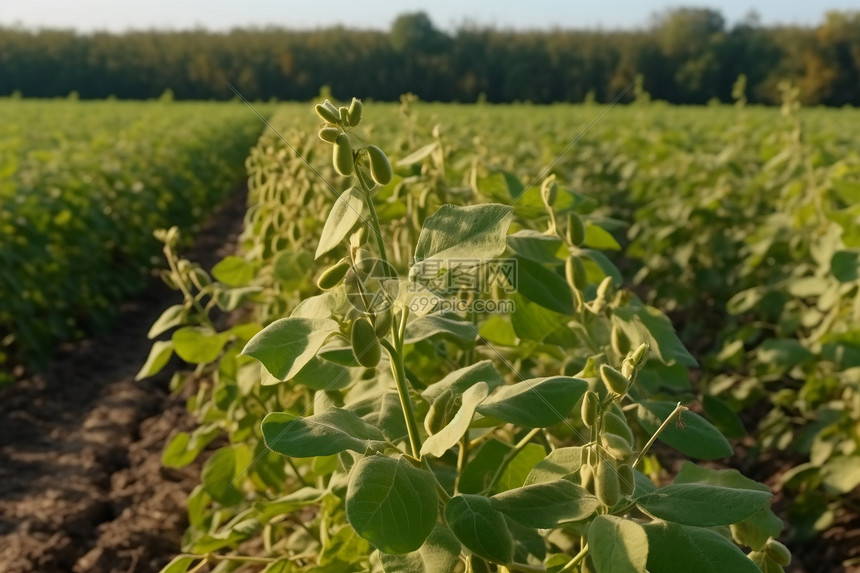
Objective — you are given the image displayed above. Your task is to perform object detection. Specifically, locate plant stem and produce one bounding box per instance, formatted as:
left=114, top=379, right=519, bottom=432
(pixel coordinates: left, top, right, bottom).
left=558, top=543, right=590, bottom=573
left=206, top=553, right=277, bottom=564
left=358, top=168, right=389, bottom=266
left=455, top=434, right=468, bottom=494
left=485, top=427, right=541, bottom=493
left=383, top=309, right=423, bottom=458
left=633, top=401, right=687, bottom=470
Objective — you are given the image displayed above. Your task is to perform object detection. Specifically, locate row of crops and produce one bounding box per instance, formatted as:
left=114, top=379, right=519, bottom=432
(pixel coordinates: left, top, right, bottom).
left=141, top=94, right=859, bottom=572
left=0, top=99, right=266, bottom=380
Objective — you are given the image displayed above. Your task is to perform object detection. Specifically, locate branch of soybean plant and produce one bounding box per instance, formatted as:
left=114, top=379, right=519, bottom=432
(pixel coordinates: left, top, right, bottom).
left=633, top=401, right=687, bottom=470
left=506, top=563, right=548, bottom=573
left=484, top=427, right=542, bottom=494
left=356, top=167, right=389, bottom=266
left=558, top=543, right=590, bottom=573
left=381, top=310, right=423, bottom=458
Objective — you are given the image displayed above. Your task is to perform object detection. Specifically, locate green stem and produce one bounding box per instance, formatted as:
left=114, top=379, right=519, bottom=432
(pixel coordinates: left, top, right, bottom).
left=357, top=168, right=389, bottom=266
left=455, top=434, right=468, bottom=494
left=485, top=427, right=541, bottom=494
left=558, top=543, right=590, bottom=573
left=633, top=401, right=687, bottom=470
left=508, top=563, right=548, bottom=573
left=206, top=553, right=277, bottom=564
left=382, top=310, right=422, bottom=458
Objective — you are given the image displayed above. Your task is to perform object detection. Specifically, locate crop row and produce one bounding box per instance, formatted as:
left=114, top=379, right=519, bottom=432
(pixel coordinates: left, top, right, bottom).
left=0, top=99, right=266, bottom=380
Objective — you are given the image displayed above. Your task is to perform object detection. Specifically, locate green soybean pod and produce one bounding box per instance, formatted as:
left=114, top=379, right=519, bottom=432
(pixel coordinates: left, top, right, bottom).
left=594, top=460, right=621, bottom=507
left=318, top=126, right=340, bottom=143
left=581, top=390, right=598, bottom=428
left=317, top=260, right=350, bottom=289
left=333, top=133, right=354, bottom=176
left=339, top=106, right=349, bottom=124
left=600, top=364, right=630, bottom=396
left=347, top=97, right=363, bottom=126
left=617, top=463, right=635, bottom=496
left=765, top=539, right=791, bottom=566
left=565, top=255, right=586, bottom=291
left=366, top=145, right=393, bottom=185
left=315, top=101, right=340, bottom=124
left=601, top=432, right=633, bottom=461
left=567, top=213, right=586, bottom=246
left=351, top=317, right=381, bottom=368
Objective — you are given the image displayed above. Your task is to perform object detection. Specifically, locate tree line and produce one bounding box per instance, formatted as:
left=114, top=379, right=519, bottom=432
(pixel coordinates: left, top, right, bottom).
left=1, top=8, right=858, bottom=105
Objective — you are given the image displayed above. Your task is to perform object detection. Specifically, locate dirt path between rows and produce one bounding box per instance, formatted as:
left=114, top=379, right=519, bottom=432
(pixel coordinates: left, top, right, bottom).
left=0, top=185, right=248, bottom=573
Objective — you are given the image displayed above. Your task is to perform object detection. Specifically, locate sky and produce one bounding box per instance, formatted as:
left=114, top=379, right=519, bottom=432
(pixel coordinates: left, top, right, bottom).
left=0, top=0, right=855, bottom=32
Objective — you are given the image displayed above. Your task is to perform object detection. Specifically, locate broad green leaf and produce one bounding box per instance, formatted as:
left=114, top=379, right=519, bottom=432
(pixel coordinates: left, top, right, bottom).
left=255, top=487, right=327, bottom=523
left=512, top=255, right=573, bottom=315
left=831, top=250, right=860, bottom=282
left=702, top=395, right=746, bottom=439
left=755, top=339, right=812, bottom=369
left=588, top=515, right=648, bottom=573
left=162, top=425, right=219, bottom=467
left=636, top=401, right=732, bottom=459
left=580, top=248, right=623, bottom=284
left=643, top=522, right=760, bottom=573
left=212, top=255, right=257, bottom=286
left=316, top=186, right=367, bottom=259
left=172, top=327, right=229, bottom=364
left=584, top=224, right=622, bottom=251
left=477, top=376, right=587, bottom=428
left=242, top=317, right=337, bottom=380
left=421, top=382, right=489, bottom=458
left=637, top=483, right=771, bottom=526
left=414, top=203, right=513, bottom=262
left=201, top=444, right=252, bottom=506
left=290, top=355, right=353, bottom=391
left=674, top=461, right=771, bottom=493
left=214, top=285, right=263, bottom=312
left=136, top=340, right=174, bottom=380
left=147, top=304, right=187, bottom=338
left=613, top=305, right=697, bottom=367
left=506, top=230, right=565, bottom=263
left=159, top=555, right=197, bottom=573
left=510, top=292, right=568, bottom=343
left=445, top=494, right=513, bottom=564
left=378, top=525, right=462, bottom=573
left=479, top=315, right=517, bottom=345
left=524, top=446, right=585, bottom=485
left=730, top=507, right=785, bottom=551
left=346, top=455, right=438, bottom=554
left=422, top=360, right=503, bottom=403
left=404, top=315, right=478, bottom=345
left=396, top=141, right=439, bottom=166
left=459, top=440, right=545, bottom=494
left=821, top=455, right=860, bottom=493
left=262, top=408, right=387, bottom=458
left=491, top=480, right=600, bottom=528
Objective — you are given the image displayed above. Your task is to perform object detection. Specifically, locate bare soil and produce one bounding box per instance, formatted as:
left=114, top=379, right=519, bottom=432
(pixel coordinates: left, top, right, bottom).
left=0, top=186, right=247, bottom=573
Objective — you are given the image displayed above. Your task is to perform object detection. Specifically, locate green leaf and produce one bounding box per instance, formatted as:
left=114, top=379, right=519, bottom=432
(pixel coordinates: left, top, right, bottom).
left=212, top=255, right=257, bottom=286
left=637, top=483, right=771, bottom=526
left=172, top=327, right=229, bottom=364
left=506, top=230, right=564, bottom=263
left=147, top=304, right=188, bottom=338
left=422, top=360, right=503, bottom=403
left=459, top=440, right=545, bottom=494
left=159, top=555, right=197, bottom=573
left=379, top=525, right=462, bottom=573
left=821, top=455, right=860, bottom=493
left=512, top=255, right=573, bottom=315
left=201, top=444, right=252, bottom=506
left=214, top=285, right=263, bottom=312
left=256, top=487, right=327, bottom=523
left=414, top=203, right=513, bottom=262
left=162, top=425, right=219, bottom=467
left=643, top=522, right=761, bottom=573
left=290, top=355, right=353, bottom=391
left=613, top=305, right=697, bottom=367
left=261, top=559, right=296, bottom=573
left=509, top=291, right=568, bottom=343
left=674, top=462, right=771, bottom=493
left=580, top=248, right=622, bottom=284
left=404, top=315, right=478, bottom=345
left=702, top=395, right=746, bottom=439
left=242, top=317, right=337, bottom=380
left=636, top=401, right=732, bottom=459
left=316, top=186, right=367, bottom=259
left=445, top=494, right=513, bottom=564
left=831, top=250, right=860, bottom=282
left=135, top=340, right=174, bottom=380
left=584, top=224, right=621, bottom=251
left=524, top=446, right=585, bottom=485
left=491, top=480, right=600, bottom=528
left=477, top=376, right=587, bottom=428
left=755, top=338, right=813, bottom=369
left=421, top=382, right=489, bottom=458
left=262, top=408, right=387, bottom=458
left=588, top=515, right=648, bottom=573
left=346, top=455, right=438, bottom=554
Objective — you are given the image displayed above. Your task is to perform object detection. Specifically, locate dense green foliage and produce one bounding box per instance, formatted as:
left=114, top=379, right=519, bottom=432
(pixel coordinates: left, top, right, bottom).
left=2, top=9, right=860, bottom=105
left=0, top=99, right=264, bottom=379
left=142, top=96, right=860, bottom=572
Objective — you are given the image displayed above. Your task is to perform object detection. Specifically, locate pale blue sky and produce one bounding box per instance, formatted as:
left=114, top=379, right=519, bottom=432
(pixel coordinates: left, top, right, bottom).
left=0, top=0, right=854, bottom=32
